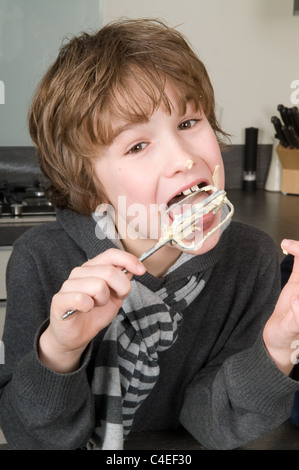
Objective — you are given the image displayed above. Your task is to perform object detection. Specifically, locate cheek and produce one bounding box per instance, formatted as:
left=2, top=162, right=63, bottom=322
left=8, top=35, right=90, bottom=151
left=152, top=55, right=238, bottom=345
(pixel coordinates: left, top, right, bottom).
left=209, top=139, right=225, bottom=188
left=202, top=129, right=225, bottom=183
left=119, top=164, right=155, bottom=201
left=113, top=176, right=156, bottom=220
left=212, top=163, right=225, bottom=189
left=115, top=176, right=162, bottom=239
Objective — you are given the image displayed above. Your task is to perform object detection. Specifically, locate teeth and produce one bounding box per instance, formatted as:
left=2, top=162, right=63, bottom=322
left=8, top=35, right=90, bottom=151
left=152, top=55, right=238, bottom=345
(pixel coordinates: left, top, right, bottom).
left=173, top=184, right=208, bottom=201
left=182, top=188, right=192, bottom=196
left=181, top=184, right=203, bottom=196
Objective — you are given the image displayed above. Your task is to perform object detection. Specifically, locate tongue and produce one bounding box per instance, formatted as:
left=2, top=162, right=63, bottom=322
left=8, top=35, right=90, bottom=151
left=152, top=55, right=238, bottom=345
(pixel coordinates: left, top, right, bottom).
left=168, top=191, right=209, bottom=221
left=167, top=193, right=186, bottom=208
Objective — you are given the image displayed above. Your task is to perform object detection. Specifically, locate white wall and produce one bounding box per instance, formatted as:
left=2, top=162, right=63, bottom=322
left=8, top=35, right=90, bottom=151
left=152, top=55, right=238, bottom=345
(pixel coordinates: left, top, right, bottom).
left=102, top=0, right=299, bottom=144
left=0, top=0, right=298, bottom=146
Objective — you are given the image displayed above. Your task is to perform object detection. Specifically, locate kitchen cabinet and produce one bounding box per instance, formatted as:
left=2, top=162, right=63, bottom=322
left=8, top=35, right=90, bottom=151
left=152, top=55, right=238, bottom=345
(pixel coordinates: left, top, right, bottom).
left=0, top=248, right=11, bottom=341
left=0, top=429, right=5, bottom=446
left=0, top=247, right=11, bottom=301
left=0, top=248, right=10, bottom=445
left=0, top=302, right=5, bottom=342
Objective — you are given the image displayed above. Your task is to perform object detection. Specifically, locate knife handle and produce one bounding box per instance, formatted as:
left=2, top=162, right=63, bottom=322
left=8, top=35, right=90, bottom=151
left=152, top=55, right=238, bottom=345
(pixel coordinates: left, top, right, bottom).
left=288, top=126, right=299, bottom=149
left=277, top=104, right=291, bottom=127
left=290, top=107, right=299, bottom=136
left=271, top=116, right=288, bottom=147
left=282, top=126, right=294, bottom=149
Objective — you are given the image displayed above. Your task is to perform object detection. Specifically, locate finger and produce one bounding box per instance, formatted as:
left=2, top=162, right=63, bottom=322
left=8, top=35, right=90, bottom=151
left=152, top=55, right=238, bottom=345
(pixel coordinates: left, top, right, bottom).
left=63, top=268, right=132, bottom=299
left=51, top=291, right=95, bottom=318
left=279, top=296, right=299, bottom=338
left=281, top=239, right=299, bottom=256
left=69, top=264, right=134, bottom=283
left=290, top=296, right=299, bottom=325
left=82, top=248, right=146, bottom=275
left=281, top=239, right=299, bottom=283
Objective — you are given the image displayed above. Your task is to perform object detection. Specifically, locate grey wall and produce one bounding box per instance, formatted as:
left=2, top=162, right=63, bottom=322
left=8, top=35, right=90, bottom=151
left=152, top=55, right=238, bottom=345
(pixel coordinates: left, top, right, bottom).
left=0, top=0, right=102, bottom=146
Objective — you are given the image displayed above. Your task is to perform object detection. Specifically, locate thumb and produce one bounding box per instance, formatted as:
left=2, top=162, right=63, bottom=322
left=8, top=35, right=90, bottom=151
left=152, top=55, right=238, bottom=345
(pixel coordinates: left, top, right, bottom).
left=281, top=240, right=299, bottom=283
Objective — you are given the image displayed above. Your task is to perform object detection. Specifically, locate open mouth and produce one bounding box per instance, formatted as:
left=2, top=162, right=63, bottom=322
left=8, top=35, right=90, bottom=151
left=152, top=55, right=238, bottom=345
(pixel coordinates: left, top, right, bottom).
left=156, top=184, right=234, bottom=252
left=158, top=182, right=218, bottom=249
left=166, top=182, right=209, bottom=209
left=166, top=182, right=214, bottom=229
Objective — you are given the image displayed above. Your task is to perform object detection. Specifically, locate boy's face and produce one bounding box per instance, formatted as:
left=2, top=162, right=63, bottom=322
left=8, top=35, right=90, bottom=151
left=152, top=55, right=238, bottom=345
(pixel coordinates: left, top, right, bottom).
left=93, top=87, right=225, bottom=257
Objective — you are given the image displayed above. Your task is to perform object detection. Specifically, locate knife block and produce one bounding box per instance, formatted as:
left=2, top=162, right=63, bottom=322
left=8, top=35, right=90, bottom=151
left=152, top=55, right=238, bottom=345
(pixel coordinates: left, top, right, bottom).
left=276, top=145, right=299, bottom=195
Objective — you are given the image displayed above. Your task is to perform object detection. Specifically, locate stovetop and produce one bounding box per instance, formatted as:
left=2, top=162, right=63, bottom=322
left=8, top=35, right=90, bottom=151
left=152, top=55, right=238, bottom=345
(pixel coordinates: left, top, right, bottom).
left=0, top=182, right=56, bottom=225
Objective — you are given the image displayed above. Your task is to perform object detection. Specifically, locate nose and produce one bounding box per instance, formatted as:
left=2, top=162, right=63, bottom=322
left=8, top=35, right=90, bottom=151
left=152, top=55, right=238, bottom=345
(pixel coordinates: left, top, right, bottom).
left=162, top=135, right=196, bottom=178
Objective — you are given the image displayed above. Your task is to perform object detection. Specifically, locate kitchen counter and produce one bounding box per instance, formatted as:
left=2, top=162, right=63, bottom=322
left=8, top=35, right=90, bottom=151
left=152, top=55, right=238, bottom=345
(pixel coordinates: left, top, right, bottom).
left=227, top=189, right=299, bottom=261
left=0, top=225, right=39, bottom=246
left=0, top=215, right=56, bottom=247
left=124, top=420, right=299, bottom=450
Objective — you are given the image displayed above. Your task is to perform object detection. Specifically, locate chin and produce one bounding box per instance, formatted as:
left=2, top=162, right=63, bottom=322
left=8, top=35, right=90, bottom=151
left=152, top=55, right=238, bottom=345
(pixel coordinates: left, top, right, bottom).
left=183, top=231, right=221, bottom=256
left=177, top=211, right=223, bottom=256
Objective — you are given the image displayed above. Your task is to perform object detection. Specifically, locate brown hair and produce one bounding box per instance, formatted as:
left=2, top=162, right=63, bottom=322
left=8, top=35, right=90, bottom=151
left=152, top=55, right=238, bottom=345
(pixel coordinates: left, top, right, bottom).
left=28, top=18, right=227, bottom=215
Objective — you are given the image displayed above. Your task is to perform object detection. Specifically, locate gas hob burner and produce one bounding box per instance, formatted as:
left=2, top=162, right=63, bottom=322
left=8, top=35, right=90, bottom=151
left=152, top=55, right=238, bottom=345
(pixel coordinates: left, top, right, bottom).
left=0, top=182, right=56, bottom=222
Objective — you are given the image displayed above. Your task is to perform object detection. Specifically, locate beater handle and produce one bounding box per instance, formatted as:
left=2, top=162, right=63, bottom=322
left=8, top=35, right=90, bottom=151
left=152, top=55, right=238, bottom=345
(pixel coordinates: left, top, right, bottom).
left=138, top=237, right=171, bottom=263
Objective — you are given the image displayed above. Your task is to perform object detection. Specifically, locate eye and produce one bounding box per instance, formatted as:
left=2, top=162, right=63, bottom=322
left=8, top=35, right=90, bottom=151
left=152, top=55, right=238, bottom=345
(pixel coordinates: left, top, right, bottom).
left=178, top=119, right=200, bottom=130
left=126, top=142, right=148, bottom=155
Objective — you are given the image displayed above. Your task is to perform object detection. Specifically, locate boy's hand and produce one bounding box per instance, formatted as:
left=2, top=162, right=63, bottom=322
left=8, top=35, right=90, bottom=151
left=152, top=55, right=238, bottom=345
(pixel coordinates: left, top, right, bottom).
left=38, top=249, right=146, bottom=373
left=263, top=239, right=299, bottom=375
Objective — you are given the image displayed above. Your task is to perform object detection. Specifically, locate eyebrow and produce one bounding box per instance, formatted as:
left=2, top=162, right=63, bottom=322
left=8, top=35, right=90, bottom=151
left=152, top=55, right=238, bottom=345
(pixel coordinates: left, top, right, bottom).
left=112, top=123, right=136, bottom=139
left=111, top=119, right=149, bottom=143
left=109, top=98, right=198, bottom=143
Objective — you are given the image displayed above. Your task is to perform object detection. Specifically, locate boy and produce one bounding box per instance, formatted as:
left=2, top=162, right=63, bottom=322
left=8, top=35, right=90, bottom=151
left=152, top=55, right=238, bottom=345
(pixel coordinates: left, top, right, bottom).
left=1, top=18, right=299, bottom=450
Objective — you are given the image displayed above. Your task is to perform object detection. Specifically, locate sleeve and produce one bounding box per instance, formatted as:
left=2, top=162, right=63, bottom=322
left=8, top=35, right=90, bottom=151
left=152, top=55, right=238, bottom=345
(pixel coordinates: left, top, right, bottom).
left=180, top=235, right=299, bottom=450
left=0, top=240, right=94, bottom=450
